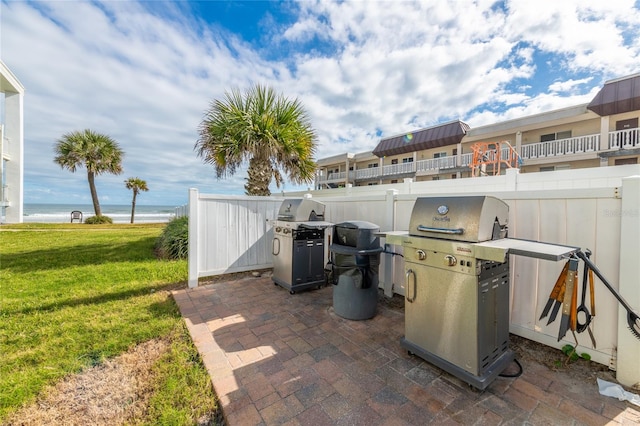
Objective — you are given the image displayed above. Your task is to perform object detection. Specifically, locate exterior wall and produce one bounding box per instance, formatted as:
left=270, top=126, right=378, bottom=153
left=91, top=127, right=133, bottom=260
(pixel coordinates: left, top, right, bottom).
left=607, top=156, right=639, bottom=166
left=415, top=146, right=457, bottom=161
left=519, top=119, right=600, bottom=145
left=414, top=172, right=460, bottom=181
left=0, top=62, right=25, bottom=223
left=382, top=153, right=414, bottom=164
left=521, top=158, right=600, bottom=173
left=462, top=131, right=517, bottom=149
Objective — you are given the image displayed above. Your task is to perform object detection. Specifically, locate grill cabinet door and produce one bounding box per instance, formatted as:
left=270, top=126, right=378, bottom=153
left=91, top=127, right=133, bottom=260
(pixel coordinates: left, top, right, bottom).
left=292, top=238, right=325, bottom=284
left=404, top=260, right=480, bottom=374
left=403, top=255, right=510, bottom=376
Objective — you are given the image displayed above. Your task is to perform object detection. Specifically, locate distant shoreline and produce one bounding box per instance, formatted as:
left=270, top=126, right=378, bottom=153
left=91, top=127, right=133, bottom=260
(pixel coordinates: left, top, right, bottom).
left=17, top=203, right=181, bottom=224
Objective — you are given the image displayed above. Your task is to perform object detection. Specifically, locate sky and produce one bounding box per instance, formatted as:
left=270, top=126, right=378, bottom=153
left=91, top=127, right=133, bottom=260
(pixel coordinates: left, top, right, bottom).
left=2, top=0, right=640, bottom=207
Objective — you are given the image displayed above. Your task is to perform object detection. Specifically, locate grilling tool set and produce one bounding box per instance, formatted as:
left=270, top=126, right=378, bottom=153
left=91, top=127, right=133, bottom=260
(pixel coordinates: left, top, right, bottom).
left=541, top=249, right=640, bottom=344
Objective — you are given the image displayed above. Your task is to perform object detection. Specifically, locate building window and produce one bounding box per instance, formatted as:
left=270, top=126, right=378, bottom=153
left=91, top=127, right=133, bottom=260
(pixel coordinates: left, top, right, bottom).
left=432, top=176, right=440, bottom=181
left=615, top=157, right=638, bottom=166
left=433, top=152, right=447, bottom=158
left=391, top=159, right=398, bottom=165
left=540, top=165, right=571, bottom=172
left=616, top=118, right=638, bottom=130
left=367, top=163, right=378, bottom=168
left=451, top=174, right=457, bottom=179
left=391, top=179, right=398, bottom=184
left=367, top=182, right=378, bottom=186
left=402, top=157, right=414, bottom=163
left=541, top=131, right=571, bottom=142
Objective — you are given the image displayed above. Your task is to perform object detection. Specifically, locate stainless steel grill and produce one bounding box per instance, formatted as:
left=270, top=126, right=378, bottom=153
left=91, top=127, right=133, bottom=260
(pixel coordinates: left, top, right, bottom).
left=408, top=195, right=508, bottom=242
left=272, top=198, right=332, bottom=294
left=386, top=195, right=577, bottom=389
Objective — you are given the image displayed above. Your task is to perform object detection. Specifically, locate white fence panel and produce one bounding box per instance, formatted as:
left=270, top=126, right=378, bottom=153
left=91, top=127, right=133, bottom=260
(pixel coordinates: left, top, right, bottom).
left=318, top=193, right=389, bottom=230
left=504, top=195, right=621, bottom=368
left=188, top=189, right=283, bottom=286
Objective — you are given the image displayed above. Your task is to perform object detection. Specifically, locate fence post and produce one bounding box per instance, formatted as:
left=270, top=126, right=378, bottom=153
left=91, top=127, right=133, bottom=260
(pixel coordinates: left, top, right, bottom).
left=616, top=175, right=640, bottom=387
left=384, top=189, right=398, bottom=232
left=188, top=188, right=199, bottom=288
left=381, top=189, right=399, bottom=296
left=505, top=167, right=519, bottom=191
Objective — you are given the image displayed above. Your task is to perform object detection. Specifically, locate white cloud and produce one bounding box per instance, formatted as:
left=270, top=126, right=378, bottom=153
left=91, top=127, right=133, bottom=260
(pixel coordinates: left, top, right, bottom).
left=3, top=0, right=640, bottom=205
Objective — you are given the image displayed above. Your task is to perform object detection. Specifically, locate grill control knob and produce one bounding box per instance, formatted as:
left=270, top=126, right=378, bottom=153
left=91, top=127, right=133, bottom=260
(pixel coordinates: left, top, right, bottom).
left=275, top=227, right=282, bottom=232
left=416, top=250, right=426, bottom=261
left=445, top=255, right=457, bottom=267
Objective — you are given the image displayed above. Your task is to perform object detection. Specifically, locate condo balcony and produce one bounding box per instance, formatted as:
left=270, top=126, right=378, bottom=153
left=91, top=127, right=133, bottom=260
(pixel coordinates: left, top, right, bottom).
left=315, top=127, right=639, bottom=184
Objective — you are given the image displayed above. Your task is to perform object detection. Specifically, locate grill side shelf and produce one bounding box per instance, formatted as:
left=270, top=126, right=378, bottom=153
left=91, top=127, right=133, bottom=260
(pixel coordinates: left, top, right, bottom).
left=475, top=238, right=579, bottom=261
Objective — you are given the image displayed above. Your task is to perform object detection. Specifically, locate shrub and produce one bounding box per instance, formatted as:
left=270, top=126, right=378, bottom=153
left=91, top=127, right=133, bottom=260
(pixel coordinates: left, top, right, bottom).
left=156, top=216, right=188, bottom=259
left=84, top=215, right=113, bottom=224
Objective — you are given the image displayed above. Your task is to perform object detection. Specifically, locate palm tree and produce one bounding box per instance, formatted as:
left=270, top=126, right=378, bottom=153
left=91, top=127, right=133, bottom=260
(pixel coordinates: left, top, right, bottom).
left=125, top=177, right=149, bottom=224
left=54, top=129, right=124, bottom=216
left=195, top=84, right=318, bottom=196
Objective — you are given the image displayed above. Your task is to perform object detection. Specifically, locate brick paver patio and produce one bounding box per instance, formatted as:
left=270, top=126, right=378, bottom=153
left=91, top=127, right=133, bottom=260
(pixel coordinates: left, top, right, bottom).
left=172, top=275, right=640, bottom=425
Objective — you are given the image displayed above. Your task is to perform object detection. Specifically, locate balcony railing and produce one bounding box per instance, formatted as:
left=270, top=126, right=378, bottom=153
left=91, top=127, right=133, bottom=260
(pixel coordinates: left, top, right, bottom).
left=520, top=134, right=600, bottom=159
left=382, top=162, right=415, bottom=176
left=354, top=167, right=380, bottom=179
left=325, top=171, right=347, bottom=181
left=608, top=128, right=639, bottom=150
left=460, top=153, right=473, bottom=167
left=315, top=128, right=639, bottom=183
left=416, top=156, right=456, bottom=172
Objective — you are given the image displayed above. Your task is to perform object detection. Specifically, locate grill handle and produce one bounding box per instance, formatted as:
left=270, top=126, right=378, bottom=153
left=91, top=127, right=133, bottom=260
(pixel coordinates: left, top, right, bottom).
left=272, top=237, right=280, bottom=255
left=416, top=225, right=464, bottom=235
left=405, top=269, right=417, bottom=303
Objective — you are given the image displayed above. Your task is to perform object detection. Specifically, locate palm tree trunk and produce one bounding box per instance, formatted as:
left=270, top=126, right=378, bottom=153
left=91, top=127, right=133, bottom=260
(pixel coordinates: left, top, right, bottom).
left=130, top=190, right=138, bottom=224
left=245, top=156, right=273, bottom=196
left=87, top=171, right=102, bottom=216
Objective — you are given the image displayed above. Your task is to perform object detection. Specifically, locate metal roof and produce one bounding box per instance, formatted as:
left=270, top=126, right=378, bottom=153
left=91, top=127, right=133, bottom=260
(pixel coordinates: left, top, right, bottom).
left=587, top=73, right=640, bottom=116
left=372, top=120, right=469, bottom=158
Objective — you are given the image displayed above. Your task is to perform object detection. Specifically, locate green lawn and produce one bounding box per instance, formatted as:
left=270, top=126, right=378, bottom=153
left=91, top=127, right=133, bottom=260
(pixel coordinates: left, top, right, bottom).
left=0, top=223, right=219, bottom=424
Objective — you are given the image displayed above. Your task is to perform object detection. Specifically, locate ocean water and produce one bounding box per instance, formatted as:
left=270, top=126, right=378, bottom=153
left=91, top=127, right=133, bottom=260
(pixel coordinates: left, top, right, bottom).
left=21, top=203, right=179, bottom=224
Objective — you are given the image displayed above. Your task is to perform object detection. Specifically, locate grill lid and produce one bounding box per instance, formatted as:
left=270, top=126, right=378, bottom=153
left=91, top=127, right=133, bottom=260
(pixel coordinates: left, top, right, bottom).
left=408, top=196, right=508, bottom=242
left=277, top=198, right=326, bottom=222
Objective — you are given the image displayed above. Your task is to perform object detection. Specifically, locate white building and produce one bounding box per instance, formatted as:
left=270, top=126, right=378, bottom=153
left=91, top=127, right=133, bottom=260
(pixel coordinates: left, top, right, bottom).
left=1, top=60, right=25, bottom=223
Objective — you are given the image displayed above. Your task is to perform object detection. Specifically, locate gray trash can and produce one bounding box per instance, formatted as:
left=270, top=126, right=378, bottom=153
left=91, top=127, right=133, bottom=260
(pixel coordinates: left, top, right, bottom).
left=330, top=221, right=383, bottom=320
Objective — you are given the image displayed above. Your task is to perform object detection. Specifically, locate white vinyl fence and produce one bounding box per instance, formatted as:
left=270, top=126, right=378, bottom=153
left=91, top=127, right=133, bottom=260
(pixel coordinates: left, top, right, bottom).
left=187, top=190, right=284, bottom=284
left=188, top=165, right=640, bottom=387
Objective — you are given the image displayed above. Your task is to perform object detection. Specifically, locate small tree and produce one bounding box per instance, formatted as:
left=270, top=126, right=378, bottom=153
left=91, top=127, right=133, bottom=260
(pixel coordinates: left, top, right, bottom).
left=125, top=177, right=148, bottom=224
left=196, top=84, right=317, bottom=196
left=54, top=129, right=124, bottom=216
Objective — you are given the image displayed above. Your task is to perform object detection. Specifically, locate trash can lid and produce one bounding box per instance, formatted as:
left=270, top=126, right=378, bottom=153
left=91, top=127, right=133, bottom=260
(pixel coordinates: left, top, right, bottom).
left=334, top=220, right=380, bottom=230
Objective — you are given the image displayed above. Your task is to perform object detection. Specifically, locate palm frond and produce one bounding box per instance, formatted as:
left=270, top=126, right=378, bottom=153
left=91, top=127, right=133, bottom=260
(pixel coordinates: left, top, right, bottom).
left=196, top=84, right=318, bottom=195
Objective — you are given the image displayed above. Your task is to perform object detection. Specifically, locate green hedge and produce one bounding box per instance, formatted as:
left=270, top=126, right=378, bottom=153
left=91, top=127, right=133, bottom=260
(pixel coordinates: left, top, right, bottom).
left=156, top=216, right=188, bottom=260
left=84, top=215, right=114, bottom=224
